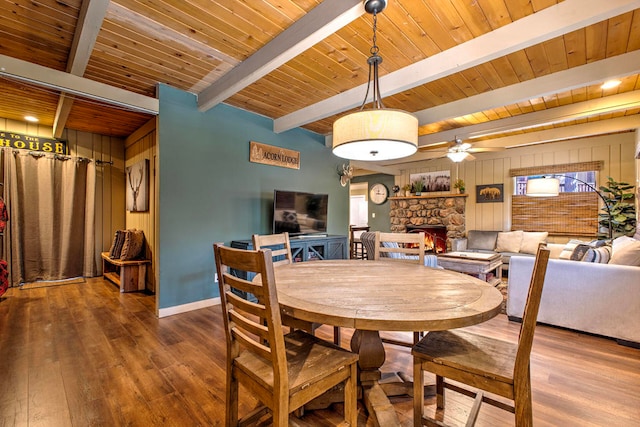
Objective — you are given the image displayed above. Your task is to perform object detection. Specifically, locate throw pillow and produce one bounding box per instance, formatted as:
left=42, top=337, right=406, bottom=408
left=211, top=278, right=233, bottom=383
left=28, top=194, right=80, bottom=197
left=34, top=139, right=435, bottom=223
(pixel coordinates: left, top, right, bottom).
left=570, top=244, right=591, bottom=261
left=611, top=235, right=637, bottom=252
left=582, top=245, right=611, bottom=263
left=495, top=230, right=523, bottom=253
left=609, top=239, right=640, bottom=266
left=121, top=229, right=145, bottom=260
left=558, top=239, right=584, bottom=260
left=109, top=229, right=126, bottom=259
left=520, top=231, right=549, bottom=255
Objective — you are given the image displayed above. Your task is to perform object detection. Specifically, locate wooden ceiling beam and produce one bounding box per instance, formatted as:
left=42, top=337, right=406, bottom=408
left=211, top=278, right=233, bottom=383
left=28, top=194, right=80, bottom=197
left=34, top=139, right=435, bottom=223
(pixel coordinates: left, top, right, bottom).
left=381, top=115, right=640, bottom=165
left=0, top=54, right=159, bottom=114
left=53, top=0, right=110, bottom=138
left=415, top=55, right=640, bottom=147
left=197, top=0, right=363, bottom=112
left=274, top=0, right=640, bottom=134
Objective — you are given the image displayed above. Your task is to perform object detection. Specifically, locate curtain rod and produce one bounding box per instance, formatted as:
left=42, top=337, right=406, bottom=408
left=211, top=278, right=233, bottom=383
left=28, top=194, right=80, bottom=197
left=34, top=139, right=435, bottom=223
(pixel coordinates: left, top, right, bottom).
left=21, top=150, right=113, bottom=165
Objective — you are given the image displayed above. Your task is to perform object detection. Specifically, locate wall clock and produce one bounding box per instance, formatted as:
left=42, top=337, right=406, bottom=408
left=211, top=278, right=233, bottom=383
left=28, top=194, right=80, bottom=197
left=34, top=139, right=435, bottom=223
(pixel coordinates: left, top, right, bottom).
left=370, top=183, right=389, bottom=205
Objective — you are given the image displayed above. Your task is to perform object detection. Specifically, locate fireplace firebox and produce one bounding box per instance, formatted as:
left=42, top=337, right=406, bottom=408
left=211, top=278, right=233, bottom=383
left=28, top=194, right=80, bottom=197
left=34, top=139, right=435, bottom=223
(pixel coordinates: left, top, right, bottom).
left=406, top=225, right=447, bottom=254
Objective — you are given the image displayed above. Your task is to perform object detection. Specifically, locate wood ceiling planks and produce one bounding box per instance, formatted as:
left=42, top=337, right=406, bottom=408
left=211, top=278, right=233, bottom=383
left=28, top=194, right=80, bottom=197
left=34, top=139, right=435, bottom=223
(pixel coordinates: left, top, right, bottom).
left=0, top=0, right=639, bottom=144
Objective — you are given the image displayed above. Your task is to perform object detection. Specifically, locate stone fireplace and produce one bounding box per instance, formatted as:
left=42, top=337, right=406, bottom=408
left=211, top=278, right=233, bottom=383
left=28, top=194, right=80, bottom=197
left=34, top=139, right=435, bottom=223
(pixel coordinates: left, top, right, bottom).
left=389, top=194, right=467, bottom=251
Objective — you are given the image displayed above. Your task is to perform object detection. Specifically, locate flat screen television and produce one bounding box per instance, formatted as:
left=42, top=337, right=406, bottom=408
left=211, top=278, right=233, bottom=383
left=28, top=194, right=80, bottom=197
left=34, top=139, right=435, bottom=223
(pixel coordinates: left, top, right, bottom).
left=273, top=190, right=328, bottom=236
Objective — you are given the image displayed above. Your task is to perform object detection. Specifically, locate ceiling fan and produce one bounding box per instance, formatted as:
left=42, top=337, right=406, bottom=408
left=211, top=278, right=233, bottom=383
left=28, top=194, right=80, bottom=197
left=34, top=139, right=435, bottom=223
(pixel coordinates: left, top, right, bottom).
left=420, top=137, right=505, bottom=162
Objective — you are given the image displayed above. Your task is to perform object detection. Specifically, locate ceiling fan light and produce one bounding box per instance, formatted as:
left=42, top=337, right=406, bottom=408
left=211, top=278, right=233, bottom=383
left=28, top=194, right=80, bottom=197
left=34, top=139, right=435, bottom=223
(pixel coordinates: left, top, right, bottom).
left=446, top=151, right=468, bottom=162
left=333, top=109, right=418, bottom=161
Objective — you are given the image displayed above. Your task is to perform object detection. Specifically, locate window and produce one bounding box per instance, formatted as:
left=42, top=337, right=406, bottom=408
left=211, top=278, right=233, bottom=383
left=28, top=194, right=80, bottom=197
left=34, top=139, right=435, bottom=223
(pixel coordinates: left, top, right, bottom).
left=510, top=162, right=603, bottom=236
left=514, top=171, right=597, bottom=195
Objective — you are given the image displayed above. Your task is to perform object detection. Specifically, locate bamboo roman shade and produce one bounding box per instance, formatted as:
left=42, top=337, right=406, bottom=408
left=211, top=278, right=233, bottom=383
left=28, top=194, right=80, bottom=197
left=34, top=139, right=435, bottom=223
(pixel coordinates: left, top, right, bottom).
left=510, top=161, right=603, bottom=236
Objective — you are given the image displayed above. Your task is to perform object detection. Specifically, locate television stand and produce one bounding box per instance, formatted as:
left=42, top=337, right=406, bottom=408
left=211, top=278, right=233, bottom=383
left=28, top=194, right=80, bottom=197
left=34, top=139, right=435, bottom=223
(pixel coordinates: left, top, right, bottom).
left=231, top=234, right=346, bottom=262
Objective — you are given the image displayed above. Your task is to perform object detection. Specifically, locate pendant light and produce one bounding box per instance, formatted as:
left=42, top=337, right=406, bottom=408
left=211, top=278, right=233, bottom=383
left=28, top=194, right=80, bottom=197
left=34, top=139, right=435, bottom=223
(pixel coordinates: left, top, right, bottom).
left=332, top=0, right=418, bottom=161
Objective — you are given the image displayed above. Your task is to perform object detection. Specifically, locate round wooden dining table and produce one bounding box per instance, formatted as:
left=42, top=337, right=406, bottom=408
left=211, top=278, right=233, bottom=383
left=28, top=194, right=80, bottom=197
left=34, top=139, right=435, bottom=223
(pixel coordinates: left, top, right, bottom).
left=272, top=259, right=504, bottom=426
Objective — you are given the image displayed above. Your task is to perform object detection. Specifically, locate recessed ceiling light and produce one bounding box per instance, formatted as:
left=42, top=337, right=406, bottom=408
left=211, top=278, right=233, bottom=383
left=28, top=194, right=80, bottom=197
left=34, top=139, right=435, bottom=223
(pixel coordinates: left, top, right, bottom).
left=600, top=80, right=621, bottom=90
left=24, top=115, right=39, bottom=122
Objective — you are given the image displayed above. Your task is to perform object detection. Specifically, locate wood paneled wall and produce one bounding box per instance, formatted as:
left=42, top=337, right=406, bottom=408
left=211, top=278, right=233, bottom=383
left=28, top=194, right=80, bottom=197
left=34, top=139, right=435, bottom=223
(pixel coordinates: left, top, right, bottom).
left=0, top=118, right=126, bottom=273
left=124, top=118, right=157, bottom=293
left=397, top=131, right=637, bottom=243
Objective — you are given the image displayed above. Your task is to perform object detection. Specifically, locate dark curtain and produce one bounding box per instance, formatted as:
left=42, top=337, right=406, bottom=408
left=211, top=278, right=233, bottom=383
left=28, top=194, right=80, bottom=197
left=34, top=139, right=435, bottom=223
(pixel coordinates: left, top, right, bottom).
left=4, top=149, right=96, bottom=286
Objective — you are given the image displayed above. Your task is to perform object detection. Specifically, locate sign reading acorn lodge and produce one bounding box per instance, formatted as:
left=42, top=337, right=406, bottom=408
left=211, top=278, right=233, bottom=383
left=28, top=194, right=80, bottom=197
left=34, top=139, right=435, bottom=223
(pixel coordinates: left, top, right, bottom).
left=249, top=141, right=299, bottom=170
left=0, top=131, right=67, bottom=154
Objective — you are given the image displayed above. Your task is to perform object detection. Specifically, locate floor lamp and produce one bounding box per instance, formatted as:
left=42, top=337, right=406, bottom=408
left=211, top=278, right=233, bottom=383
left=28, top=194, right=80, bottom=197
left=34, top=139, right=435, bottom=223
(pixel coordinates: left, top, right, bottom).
left=525, top=175, right=613, bottom=239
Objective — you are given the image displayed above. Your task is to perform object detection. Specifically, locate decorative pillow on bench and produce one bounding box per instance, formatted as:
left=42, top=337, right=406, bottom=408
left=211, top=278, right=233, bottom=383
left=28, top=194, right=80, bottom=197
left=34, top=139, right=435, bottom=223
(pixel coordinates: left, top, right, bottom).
left=121, top=229, right=145, bottom=260
left=108, top=229, right=145, bottom=260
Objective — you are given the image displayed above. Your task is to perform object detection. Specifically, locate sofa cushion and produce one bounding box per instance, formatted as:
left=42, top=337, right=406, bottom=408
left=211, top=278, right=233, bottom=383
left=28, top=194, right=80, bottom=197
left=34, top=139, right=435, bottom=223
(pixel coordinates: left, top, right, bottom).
left=466, top=230, right=498, bottom=251
left=609, top=238, right=640, bottom=266
left=495, top=231, right=523, bottom=253
left=583, top=246, right=611, bottom=263
left=558, top=239, right=584, bottom=260
left=520, top=231, right=548, bottom=255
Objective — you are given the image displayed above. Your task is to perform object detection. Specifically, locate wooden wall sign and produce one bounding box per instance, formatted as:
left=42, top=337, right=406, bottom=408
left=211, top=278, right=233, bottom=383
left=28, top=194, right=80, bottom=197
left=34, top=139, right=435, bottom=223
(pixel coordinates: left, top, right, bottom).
left=249, top=141, right=300, bottom=170
left=0, top=131, right=67, bottom=154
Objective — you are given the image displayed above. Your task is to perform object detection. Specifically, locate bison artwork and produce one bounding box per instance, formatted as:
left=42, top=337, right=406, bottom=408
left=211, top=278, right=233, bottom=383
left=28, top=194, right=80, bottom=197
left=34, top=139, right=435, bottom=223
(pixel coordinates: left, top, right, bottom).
left=476, top=184, right=504, bottom=203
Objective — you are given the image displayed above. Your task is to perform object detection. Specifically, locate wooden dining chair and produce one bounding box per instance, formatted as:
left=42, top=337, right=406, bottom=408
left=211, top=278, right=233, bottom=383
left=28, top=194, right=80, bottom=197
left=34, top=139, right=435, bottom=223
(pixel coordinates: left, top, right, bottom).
left=252, top=233, right=341, bottom=345
left=213, top=243, right=359, bottom=427
left=412, top=244, right=551, bottom=427
left=374, top=231, right=426, bottom=265
left=373, top=231, right=426, bottom=348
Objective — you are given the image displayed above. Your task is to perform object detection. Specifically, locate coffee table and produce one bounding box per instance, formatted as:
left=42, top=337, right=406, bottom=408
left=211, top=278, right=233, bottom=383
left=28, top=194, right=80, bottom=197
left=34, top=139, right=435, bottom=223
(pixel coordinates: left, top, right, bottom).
left=437, top=251, right=503, bottom=286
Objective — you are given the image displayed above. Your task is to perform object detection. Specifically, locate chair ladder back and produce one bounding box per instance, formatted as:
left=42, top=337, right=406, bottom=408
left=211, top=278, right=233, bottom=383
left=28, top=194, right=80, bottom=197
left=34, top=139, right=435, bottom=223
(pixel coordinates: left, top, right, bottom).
left=252, top=232, right=293, bottom=267
left=375, top=231, right=426, bottom=264
left=514, top=244, right=550, bottom=379
left=214, top=243, right=288, bottom=374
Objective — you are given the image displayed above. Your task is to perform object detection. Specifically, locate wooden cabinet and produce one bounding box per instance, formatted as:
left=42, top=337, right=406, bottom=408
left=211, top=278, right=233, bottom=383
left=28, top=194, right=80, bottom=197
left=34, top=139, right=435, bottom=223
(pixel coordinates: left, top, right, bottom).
left=231, top=235, right=348, bottom=262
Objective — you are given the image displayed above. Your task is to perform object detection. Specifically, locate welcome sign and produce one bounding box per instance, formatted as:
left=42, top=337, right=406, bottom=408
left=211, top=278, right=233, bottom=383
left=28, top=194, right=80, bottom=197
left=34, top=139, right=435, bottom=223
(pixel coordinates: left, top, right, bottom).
left=0, top=131, right=67, bottom=154
left=249, top=141, right=300, bottom=170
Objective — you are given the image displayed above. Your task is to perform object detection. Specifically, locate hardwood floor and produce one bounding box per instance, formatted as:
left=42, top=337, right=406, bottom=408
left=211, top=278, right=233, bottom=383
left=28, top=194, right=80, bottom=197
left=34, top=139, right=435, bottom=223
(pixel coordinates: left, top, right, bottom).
left=0, top=277, right=638, bottom=426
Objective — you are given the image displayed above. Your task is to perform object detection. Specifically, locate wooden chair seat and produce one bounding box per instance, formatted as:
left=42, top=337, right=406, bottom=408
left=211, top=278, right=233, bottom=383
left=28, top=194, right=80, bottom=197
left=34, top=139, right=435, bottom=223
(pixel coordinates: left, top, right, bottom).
left=412, top=244, right=550, bottom=427
left=413, top=330, right=517, bottom=392
left=235, top=330, right=358, bottom=402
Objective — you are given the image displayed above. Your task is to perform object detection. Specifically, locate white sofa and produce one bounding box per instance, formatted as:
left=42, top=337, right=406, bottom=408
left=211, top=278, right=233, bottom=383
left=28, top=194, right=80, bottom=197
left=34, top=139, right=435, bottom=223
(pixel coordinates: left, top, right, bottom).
left=507, top=256, right=640, bottom=346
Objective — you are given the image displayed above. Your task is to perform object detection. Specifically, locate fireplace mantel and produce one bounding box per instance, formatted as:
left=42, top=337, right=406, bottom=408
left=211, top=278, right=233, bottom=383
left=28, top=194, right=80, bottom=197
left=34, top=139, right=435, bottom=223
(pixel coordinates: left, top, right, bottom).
left=390, top=193, right=468, bottom=200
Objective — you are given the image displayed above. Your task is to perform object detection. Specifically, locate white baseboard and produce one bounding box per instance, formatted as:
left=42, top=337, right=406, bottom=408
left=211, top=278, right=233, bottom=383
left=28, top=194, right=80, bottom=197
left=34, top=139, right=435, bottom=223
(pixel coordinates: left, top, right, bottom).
left=158, top=297, right=221, bottom=318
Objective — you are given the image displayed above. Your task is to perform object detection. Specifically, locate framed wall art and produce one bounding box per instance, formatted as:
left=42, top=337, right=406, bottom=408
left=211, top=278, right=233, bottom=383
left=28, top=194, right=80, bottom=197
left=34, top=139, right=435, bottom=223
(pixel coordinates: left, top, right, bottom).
left=126, top=159, right=149, bottom=212
left=409, top=170, right=451, bottom=192
left=476, top=183, right=504, bottom=203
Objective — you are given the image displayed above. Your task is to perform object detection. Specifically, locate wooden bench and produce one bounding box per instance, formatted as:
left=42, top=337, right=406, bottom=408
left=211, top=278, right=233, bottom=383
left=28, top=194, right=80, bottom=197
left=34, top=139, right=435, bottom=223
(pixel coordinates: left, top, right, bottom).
left=101, top=252, right=150, bottom=293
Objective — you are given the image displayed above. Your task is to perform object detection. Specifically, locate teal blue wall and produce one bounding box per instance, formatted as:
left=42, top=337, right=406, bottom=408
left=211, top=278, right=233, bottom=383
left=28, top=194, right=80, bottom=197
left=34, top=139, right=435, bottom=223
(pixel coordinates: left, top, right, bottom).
left=157, top=84, right=349, bottom=309
left=351, top=173, right=395, bottom=232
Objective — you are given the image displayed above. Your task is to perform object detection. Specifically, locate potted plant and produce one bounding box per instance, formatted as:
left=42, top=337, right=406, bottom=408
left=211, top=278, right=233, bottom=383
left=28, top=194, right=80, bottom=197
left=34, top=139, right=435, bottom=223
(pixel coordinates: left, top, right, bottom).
left=413, top=180, right=425, bottom=196
left=598, top=176, right=636, bottom=238
left=454, top=179, right=465, bottom=194
left=402, top=184, right=412, bottom=197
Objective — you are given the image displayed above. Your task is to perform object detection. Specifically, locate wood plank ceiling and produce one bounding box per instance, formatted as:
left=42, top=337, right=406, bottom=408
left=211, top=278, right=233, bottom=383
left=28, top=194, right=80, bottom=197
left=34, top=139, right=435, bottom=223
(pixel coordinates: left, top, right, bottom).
left=0, top=0, right=639, bottom=166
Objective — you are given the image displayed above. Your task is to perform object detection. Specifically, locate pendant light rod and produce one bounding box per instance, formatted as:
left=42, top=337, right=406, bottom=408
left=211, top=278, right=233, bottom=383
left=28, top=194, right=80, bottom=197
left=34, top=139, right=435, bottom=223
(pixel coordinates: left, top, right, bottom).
left=332, top=0, right=418, bottom=161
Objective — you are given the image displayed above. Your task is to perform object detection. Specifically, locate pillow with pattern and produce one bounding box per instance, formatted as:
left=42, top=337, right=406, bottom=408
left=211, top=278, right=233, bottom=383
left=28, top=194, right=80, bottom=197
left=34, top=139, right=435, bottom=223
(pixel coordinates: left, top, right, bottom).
left=121, top=229, right=145, bottom=260
left=582, top=246, right=611, bottom=263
